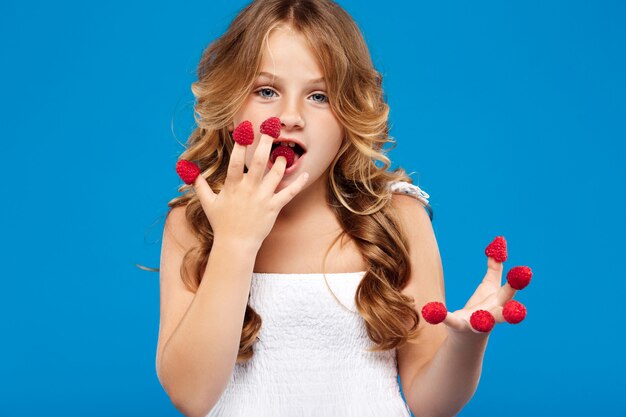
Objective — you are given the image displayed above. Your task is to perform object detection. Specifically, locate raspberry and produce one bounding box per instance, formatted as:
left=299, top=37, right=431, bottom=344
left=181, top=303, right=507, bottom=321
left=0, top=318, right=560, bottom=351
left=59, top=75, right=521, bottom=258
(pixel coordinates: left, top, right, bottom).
left=469, top=310, right=495, bottom=332
left=485, top=236, right=508, bottom=262
left=233, top=120, right=254, bottom=145
left=421, top=302, right=448, bottom=324
left=507, top=266, right=533, bottom=290
left=175, top=160, right=200, bottom=185
left=260, top=117, right=282, bottom=139
left=502, top=300, right=527, bottom=324
left=270, top=145, right=295, bottom=168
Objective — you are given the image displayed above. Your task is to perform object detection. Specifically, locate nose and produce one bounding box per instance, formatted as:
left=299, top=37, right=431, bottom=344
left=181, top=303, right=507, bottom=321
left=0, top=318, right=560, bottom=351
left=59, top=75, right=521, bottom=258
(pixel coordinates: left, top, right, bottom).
left=279, top=98, right=304, bottom=130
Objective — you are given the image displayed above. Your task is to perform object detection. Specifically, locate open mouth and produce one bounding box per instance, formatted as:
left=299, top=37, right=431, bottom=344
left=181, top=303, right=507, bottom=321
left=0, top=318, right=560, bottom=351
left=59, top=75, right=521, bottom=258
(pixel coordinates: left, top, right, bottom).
left=269, top=140, right=307, bottom=169
left=270, top=141, right=306, bottom=157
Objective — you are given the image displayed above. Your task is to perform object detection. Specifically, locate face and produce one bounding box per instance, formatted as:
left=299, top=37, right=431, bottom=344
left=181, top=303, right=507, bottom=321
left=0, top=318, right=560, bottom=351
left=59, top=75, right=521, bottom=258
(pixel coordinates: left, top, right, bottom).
left=230, top=26, right=344, bottom=192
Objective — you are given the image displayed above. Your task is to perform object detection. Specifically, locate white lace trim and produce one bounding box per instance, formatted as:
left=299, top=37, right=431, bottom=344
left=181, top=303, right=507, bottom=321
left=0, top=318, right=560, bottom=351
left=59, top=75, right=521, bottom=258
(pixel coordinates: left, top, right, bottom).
left=389, top=180, right=430, bottom=206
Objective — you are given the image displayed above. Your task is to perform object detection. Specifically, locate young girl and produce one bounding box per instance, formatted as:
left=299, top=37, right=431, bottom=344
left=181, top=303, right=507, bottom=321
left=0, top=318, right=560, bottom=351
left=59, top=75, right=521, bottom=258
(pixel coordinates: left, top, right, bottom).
left=156, top=1, right=531, bottom=416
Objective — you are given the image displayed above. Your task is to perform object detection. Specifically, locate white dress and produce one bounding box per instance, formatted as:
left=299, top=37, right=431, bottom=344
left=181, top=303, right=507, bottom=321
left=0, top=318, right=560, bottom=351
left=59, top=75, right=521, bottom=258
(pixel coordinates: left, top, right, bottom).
left=206, top=181, right=429, bottom=417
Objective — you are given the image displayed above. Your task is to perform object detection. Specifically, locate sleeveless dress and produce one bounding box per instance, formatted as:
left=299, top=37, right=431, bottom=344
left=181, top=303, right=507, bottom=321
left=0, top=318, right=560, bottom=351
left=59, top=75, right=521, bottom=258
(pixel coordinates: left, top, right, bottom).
left=206, top=181, right=430, bottom=417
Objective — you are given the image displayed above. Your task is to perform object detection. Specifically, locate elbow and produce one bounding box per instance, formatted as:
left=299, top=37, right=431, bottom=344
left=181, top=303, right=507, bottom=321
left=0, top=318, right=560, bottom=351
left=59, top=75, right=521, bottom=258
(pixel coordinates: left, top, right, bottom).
left=160, top=380, right=216, bottom=417
left=157, top=372, right=217, bottom=417
left=156, top=368, right=211, bottom=417
left=171, top=397, right=213, bottom=417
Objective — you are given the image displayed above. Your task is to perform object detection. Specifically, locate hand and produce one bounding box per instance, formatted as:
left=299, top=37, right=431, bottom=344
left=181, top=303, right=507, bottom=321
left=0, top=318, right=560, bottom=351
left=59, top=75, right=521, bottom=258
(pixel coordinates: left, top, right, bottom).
left=176, top=119, right=310, bottom=249
left=421, top=236, right=531, bottom=337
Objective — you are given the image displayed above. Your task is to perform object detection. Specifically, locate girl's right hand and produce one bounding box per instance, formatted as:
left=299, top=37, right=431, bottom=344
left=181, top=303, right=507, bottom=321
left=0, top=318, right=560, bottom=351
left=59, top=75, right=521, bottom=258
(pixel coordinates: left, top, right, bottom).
left=191, top=128, right=310, bottom=250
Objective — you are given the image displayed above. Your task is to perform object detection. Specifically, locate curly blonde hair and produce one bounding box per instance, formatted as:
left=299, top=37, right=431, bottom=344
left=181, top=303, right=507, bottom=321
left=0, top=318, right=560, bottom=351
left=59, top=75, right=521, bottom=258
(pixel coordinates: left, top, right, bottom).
left=147, top=0, right=434, bottom=363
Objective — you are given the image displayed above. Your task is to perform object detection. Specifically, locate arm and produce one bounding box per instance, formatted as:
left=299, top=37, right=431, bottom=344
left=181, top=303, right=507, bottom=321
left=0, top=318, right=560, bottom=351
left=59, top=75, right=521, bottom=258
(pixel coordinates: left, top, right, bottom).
left=393, top=195, right=525, bottom=417
left=159, top=128, right=310, bottom=416
left=407, top=252, right=518, bottom=417
left=156, top=208, right=261, bottom=417
left=405, top=330, right=490, bottom=417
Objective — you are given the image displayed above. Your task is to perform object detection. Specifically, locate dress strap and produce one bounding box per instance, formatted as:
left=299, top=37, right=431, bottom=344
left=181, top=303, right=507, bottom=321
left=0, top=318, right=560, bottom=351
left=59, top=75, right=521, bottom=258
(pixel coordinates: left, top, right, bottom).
left=388, top=180, right=430, bottom=206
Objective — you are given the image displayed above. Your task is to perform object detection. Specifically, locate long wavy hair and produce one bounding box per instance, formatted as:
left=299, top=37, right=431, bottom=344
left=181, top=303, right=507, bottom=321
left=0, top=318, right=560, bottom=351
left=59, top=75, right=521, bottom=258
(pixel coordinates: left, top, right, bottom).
left=151, top=0, right=434, bottom=363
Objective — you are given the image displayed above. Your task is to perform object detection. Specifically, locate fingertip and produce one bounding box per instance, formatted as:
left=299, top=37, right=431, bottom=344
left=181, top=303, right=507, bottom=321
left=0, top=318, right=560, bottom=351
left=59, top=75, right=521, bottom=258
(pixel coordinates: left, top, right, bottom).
left=422, top=301, right=447, bottom=324
left=469, top=309, right=496, bottom=333
left=275, top=155, right=287, bottom=166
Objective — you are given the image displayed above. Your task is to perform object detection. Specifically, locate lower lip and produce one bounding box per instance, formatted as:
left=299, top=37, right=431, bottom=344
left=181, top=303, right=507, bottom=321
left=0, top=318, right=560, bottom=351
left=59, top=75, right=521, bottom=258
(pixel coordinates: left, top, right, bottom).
left=267, top=152, right=305, bottom=176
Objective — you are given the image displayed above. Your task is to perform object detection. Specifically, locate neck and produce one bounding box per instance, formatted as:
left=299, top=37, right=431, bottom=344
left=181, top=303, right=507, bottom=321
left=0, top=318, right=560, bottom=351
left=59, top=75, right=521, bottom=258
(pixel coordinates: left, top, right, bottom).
left=274, top=172, right=332, bottom=227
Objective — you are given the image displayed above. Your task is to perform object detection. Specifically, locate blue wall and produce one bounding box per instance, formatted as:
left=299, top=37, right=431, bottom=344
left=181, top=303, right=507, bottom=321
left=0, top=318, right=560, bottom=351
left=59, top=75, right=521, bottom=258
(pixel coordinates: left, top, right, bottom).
left=1, top=1, right=624, bottom=415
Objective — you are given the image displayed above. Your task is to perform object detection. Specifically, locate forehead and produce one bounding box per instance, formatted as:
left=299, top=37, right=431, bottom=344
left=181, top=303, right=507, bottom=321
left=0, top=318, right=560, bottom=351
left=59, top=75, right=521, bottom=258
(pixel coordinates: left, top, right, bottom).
left=258, top=27, right=324, bottom=81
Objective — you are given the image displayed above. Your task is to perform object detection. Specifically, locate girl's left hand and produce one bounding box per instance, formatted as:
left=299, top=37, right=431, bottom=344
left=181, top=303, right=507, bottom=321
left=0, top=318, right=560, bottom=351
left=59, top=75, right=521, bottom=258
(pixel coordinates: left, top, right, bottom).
left=422, top=236, right=531, bottom=337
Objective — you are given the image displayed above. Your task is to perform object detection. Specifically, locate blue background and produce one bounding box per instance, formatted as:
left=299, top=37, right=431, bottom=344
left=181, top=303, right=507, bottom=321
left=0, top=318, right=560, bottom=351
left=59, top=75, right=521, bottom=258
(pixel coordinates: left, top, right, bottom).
left=1, top=0, right=624, bottom=416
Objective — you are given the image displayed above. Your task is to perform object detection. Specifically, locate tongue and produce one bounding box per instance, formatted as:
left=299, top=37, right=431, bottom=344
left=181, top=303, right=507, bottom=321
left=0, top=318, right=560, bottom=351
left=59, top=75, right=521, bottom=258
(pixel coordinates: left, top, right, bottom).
left=270, top=145, right=296, bottom=168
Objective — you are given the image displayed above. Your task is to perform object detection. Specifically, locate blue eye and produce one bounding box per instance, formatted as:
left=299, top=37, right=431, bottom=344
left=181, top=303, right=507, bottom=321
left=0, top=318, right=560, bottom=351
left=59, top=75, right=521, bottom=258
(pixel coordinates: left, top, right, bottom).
left=310, top=93, right=328, bottom=103
left=256, top=87, right=277, bottom=99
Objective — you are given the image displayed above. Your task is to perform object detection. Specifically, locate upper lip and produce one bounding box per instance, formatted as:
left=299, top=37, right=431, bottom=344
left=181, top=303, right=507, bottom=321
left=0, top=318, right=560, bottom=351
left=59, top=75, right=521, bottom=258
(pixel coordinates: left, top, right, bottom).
left=273, top=137, right=307, bottom=153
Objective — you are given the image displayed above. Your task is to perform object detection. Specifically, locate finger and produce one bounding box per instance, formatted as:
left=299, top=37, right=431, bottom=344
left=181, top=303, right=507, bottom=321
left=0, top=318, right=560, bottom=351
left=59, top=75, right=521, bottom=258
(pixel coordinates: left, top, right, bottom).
left=496, top=282, right=517, bottom=306
left=506, top=266, right=533, bottom=291
left=260, top=154, right=287, bottom=194
left=501, top=299, right=527, bottom=324
left=224, top=142, right=248, bottom=187
left=489, top=305, right=505, bottom=324
left=274, top=171, right=310, bottom=207
left=468, top=310, right=496, bottom=333
left=247, top=133, right=274, bottom=183
left=442, top=311, right=471, bottom=332
left=192, top=170, right=217, bottom=209
left=482, top=256, right=504, bottom=288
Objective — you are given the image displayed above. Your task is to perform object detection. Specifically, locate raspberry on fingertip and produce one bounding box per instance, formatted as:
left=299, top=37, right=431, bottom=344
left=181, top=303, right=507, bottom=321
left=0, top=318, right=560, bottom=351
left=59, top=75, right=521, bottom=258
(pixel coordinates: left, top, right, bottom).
left=260, top=117, right=282, bottom=138
left=176, top=160, right=200, bottom=184
left=485, top=236, right=508, bottom=263
left=233, top=120, right=254, bottom=145
left=422, top=301, right=448, bottom=324
left=469, top=310, right=496, bottom=332
left=507, top=266, right=533, bottom=290
left=503, top=300, right=527, bottom=324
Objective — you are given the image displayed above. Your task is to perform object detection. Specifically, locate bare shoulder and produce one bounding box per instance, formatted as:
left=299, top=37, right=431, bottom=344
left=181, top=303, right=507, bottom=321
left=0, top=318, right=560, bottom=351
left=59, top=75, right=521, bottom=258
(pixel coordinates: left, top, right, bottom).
left=389, top=194, right=435, bottom=261
left=388, top=192, right=443, bottom=298
left=163, top=205, right=201, bottom=254
left=390, top=192, right=432, bottom=230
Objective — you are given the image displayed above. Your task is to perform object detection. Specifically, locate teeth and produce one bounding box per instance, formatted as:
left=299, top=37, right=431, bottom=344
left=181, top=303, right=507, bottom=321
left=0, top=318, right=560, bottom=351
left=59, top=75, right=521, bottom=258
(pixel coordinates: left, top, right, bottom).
left=277, top=141, right=296, bottom=147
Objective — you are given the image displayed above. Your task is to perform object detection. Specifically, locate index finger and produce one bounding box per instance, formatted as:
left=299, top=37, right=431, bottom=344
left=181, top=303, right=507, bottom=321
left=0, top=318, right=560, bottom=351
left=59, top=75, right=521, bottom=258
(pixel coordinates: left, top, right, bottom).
left=225, top=141, right=248, bottom=186
left=247, top=132, right=275, bottom=183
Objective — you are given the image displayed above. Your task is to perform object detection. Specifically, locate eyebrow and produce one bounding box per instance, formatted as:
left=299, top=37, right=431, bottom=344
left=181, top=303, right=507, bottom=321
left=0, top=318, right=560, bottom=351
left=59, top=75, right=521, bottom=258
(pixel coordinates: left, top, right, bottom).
left=257, top=71, right=326, bottom=85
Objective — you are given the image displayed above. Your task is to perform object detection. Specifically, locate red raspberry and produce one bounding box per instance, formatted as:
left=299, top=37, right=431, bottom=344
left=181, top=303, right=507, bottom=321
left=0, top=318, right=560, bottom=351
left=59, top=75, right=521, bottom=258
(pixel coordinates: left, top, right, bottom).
left=175, top=160, right=200, bottom=184
left=502, top=300, right=527, bottom=324
left=260, top=117, right=282, bottom=139
left=485, top=236, right=508, bottom=262
left=469, top=310, right=495, bottom=332
left=270, top=145, right=295, bottom=167
left=507, top=266, right=533, bottom=290
left=233, top=120, right=254, bottom=145
left=421, top=302, right=448, bottom=324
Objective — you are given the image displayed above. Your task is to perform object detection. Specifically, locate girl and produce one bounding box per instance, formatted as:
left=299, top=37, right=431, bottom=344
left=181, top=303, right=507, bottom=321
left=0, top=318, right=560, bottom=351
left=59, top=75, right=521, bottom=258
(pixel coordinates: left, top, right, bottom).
left=156, top=1, right=530, bottom=416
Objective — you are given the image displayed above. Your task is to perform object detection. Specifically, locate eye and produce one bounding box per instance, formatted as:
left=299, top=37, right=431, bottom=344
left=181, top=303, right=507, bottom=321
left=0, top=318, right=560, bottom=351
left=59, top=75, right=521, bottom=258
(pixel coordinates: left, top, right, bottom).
left=310, top=93, right=329, bottom=103
left=255, top=87, right=277, bottom=100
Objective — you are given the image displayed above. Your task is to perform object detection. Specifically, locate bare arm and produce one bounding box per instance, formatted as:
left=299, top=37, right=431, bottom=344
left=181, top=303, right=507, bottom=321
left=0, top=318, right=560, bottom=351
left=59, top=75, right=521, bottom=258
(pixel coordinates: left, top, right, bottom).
left=157, top=225, right=260, bottom=417
left=405, top=331, right=489, bottom=417
left=406, top=249, right=529, bottom=417
left=157, top=125, right=310, bottom=416
left=393, top=194, right=527, bottom=416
